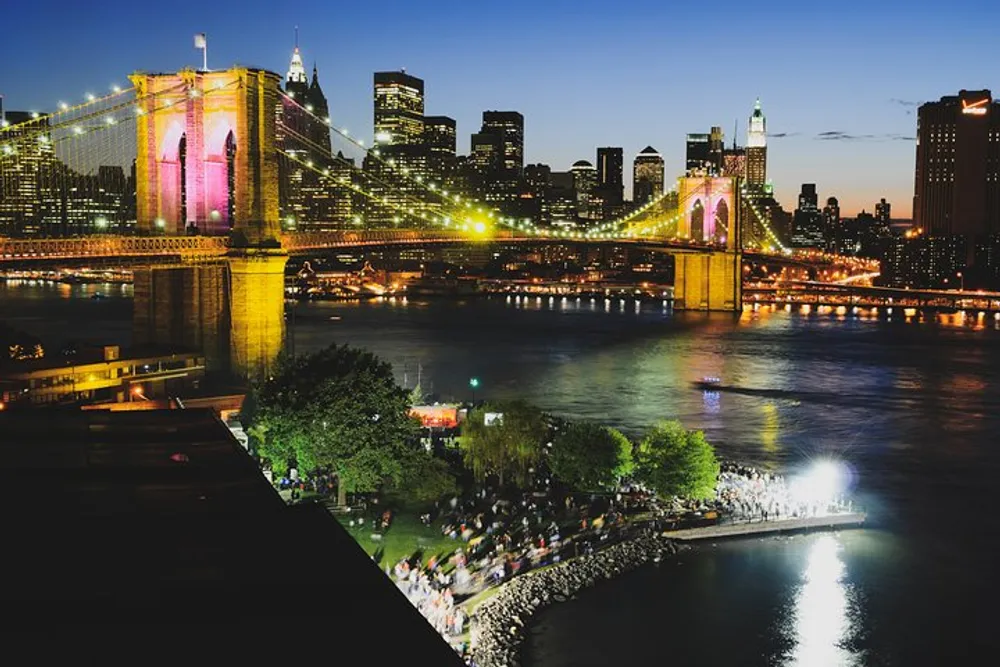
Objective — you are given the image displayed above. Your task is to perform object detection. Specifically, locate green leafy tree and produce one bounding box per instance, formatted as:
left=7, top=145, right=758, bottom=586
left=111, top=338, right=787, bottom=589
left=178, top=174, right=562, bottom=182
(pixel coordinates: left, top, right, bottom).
left=635, top=420, right=720, bottom=500
left=392, top=452, right=459, bottom=504
left=549, top=422, right=634, bottom=491
left=460, top=400, right=547, bottom=487
left=250, top=344, right=421, bottom=505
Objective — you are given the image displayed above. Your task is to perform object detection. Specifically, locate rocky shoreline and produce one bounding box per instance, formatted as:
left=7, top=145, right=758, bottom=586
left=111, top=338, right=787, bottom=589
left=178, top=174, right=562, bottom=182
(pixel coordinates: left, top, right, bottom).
left=468, top=530, right=687, bottom=667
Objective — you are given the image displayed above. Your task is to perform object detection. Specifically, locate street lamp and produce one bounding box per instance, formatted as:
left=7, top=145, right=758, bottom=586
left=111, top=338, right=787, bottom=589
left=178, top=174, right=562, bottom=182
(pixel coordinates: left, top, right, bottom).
left=469, top=377, right=480, bottom=405
left=957, top=272, right=965, bottom=292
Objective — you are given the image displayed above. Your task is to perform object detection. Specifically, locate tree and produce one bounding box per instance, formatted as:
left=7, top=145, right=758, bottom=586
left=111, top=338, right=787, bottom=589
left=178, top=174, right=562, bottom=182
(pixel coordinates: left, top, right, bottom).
left=549, top=422, right=633, bottom=492
left=460, top=400, right=547, bottom=487
left=392, top=451, right=459, bottom=505
left=250, top=344, right=421, bottom=505
left=635, top=420, right=720, bottom=500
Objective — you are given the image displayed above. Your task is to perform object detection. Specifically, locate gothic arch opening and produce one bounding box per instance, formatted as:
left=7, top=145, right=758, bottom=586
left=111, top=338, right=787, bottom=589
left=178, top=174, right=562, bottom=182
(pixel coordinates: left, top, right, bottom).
left=225, top=131, right=236, bottom=228
left=691, top=199, right=705, bottom=242
left=713, top=199, right=729, bottom=245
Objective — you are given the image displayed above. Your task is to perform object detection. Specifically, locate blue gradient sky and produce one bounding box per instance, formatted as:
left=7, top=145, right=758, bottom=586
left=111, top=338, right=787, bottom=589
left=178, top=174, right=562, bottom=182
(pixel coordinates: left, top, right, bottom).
left=2, top=0, right=998, bottom=217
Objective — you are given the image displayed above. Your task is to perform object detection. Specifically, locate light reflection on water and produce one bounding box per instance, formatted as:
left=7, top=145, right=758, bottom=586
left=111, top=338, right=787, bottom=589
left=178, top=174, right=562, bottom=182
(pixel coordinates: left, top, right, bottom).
left=783, top=534, right=859, bottom=667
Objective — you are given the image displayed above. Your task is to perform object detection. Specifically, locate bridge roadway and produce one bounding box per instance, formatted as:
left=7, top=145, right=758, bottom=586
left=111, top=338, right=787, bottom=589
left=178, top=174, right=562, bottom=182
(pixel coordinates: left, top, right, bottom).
left=0, top=231, right=744, bottom=264
left=745, top=280, right=1000, bottom=311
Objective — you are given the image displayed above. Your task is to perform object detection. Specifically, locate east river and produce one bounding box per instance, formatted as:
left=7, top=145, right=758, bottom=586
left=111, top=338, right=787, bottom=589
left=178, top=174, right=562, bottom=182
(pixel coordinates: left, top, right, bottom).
left=3, top=282, right=1000, bottom=665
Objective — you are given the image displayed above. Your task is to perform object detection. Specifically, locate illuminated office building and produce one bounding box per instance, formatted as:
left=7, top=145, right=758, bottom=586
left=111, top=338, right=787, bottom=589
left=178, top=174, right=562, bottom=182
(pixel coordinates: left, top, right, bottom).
left=632, top=146, right=664, bottom=205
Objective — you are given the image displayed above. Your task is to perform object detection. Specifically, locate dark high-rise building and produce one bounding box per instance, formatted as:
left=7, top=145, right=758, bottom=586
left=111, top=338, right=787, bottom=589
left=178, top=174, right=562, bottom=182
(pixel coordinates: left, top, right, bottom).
left=481, top=111, right=524, bottom=174
left=522, top=163, right=551, bottom=225
left=570, top=160, right=597, bottom=220
left=881, top=234, right=964, bottom=288
left=632, top=146, right=664, bottom=205
left=0, top=110, right=58, bottom=236
left=822, top=196, right=841, bottom=251
left=914, top=90, right=1000, bottom=243
left=373, top=71, right=425, bottom=147
left=469, top=132, right=501, bottom=174
left=423, top=116, right=456, bottom=158
left=685, top=134, right=711, bottom=175
left=746, top=99, right=767, bottom=187
left=875, top=198, right=891, bottom=224
left=709, top=126, right=725, bottom=174
left=548, top=170, right=578, bottom=224
left=422, top=115, right=456, bottom=183
left=798, top=184, right=818, bottom=211
left=278, top=42, right=338, bottom=229
left=792, top=184, right=823, bottom=248
left=466, top=111, right=523, bottom=212
left=595, top=147, right=624, bottom=212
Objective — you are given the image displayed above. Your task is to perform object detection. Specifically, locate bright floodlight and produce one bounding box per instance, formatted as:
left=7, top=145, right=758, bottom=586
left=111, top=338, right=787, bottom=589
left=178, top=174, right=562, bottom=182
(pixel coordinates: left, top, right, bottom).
left=790, top=459, right=848, bottom=509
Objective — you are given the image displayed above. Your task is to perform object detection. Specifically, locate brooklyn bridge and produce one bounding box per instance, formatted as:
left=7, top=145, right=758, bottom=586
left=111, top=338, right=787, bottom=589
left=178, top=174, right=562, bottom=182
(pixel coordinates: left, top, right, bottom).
left=0, top=64, right=854, bottom=379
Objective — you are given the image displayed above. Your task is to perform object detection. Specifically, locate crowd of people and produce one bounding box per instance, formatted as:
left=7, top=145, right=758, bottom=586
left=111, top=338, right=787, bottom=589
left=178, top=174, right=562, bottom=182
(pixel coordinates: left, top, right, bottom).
left=715, top=463, right=849, bottom=521
left=313, top=462, right=852, bottom=661
left=374, top=487, right=645, bottom=660
left=394, top=559, right=468, bottom=644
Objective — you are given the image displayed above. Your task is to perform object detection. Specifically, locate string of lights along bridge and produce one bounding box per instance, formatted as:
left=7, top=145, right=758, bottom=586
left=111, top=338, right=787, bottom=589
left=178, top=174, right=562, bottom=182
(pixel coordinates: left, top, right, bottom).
left=0, top=57, right=882, bottom=380
left=0, top=60, right=791, bottom=253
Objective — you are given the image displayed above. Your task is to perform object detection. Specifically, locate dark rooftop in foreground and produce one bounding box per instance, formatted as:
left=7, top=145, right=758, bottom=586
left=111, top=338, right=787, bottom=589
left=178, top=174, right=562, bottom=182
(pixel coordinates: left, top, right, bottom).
left=0, top=409, right=464, bottom=663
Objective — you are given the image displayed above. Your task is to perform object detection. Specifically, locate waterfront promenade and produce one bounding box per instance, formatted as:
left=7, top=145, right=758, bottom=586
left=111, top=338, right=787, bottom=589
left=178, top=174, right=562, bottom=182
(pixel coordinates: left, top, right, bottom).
left=663, top=512, right=866, bottom=541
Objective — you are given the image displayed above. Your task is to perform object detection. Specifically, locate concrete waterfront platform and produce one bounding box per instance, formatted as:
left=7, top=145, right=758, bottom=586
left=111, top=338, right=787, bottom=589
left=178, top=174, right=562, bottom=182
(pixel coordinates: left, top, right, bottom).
left=663, top=512, right=867, bottom=542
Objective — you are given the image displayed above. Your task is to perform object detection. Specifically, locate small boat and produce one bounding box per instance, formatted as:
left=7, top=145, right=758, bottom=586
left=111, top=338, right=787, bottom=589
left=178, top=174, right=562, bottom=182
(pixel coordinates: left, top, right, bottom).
left=694, top=376, right=722, bottom=390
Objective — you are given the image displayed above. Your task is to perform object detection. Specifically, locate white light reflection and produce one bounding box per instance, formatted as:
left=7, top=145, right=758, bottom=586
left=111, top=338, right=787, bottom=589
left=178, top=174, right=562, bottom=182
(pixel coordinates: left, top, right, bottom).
left=784, top=534, right=859, bottom=667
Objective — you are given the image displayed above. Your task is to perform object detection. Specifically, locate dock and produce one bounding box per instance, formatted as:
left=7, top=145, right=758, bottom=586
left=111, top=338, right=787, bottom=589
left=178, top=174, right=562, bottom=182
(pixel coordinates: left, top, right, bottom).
left=662, top=512, right=867, bottom=542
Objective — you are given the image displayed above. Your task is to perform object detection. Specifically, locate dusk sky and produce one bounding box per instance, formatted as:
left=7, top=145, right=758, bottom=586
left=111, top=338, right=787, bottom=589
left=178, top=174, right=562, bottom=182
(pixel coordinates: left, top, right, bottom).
left=3, top=0, right=999, bottom=217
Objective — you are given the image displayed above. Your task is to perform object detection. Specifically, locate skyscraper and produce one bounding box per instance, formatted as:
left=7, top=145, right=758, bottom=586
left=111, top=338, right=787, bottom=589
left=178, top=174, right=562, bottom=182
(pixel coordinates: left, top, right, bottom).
left=469, top=132, right=502, bottom=175
left=913, top=90, right=1000, bottom=279
left=481, top=111, right=524, bottom=174
left=373, top=71, right=425, bottom=146
left=595, top=147, right=624, bottom=213
left=746, top=99, right=767, bottom=187
left=570, top=160, right=597, bottom=220
left=685, top=134, right=710, bottom=175
left=423, top=116, right=456, bottom=158
left=366, top=71, right=438, bottom=226
left=278, top=41, right=336, bottom=229
left=422, top=115, right=456, bottom=183
left=709, top=126, right=725, bottom=174
left=632, top=146, right=664, bottom=205
left=792, top=184, right=823, bottom=248
left=875, top=198, right=891, bottom=224
left=823, top=196, right=841, bottom=252
left=0, top=110, right=57, bottom=235
left=465, top=111, right=523, bottom=212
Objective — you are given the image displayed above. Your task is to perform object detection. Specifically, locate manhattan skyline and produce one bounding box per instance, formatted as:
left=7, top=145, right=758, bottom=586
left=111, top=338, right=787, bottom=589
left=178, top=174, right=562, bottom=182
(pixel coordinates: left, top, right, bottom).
left=2, top=0, right=999, bottom=217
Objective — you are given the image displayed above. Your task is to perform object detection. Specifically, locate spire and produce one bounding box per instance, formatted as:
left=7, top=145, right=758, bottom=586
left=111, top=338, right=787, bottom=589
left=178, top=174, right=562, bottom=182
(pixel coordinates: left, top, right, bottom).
left=311, top=62, right=320, bottom=88
left=748, top=98, right=766, bottom=148
left=286, top=30, right=307, bottom=85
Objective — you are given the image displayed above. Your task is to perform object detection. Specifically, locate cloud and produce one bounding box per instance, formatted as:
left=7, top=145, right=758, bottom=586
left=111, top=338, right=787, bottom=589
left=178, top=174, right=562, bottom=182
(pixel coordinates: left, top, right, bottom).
left=814, top=131, right=911, bottom=142
left=767, top=132, right=799, bottom=138
left=890, top=98, right=920, bottom=108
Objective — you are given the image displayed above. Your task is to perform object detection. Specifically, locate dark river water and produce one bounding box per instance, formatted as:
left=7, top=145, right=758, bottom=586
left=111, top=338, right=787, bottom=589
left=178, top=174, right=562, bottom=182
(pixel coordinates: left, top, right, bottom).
left=3, top=282, right=1000, bottom=665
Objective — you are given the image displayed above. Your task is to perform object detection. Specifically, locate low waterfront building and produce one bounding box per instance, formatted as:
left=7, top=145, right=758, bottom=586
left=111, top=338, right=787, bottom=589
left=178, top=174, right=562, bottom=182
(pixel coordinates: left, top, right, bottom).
left=0, top=344, right=205, bottom=407
left=0, top=409, right=465, bottom=662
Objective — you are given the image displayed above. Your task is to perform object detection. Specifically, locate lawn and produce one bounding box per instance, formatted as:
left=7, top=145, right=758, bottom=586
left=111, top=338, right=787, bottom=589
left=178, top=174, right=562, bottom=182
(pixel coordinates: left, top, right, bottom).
left=335, top=509, right=461, bottom=570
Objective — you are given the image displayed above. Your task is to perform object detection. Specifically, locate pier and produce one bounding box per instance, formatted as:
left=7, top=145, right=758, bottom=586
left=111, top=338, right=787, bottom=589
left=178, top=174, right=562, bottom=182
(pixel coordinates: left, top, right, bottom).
left=663, top=512, right=866, bottom=542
